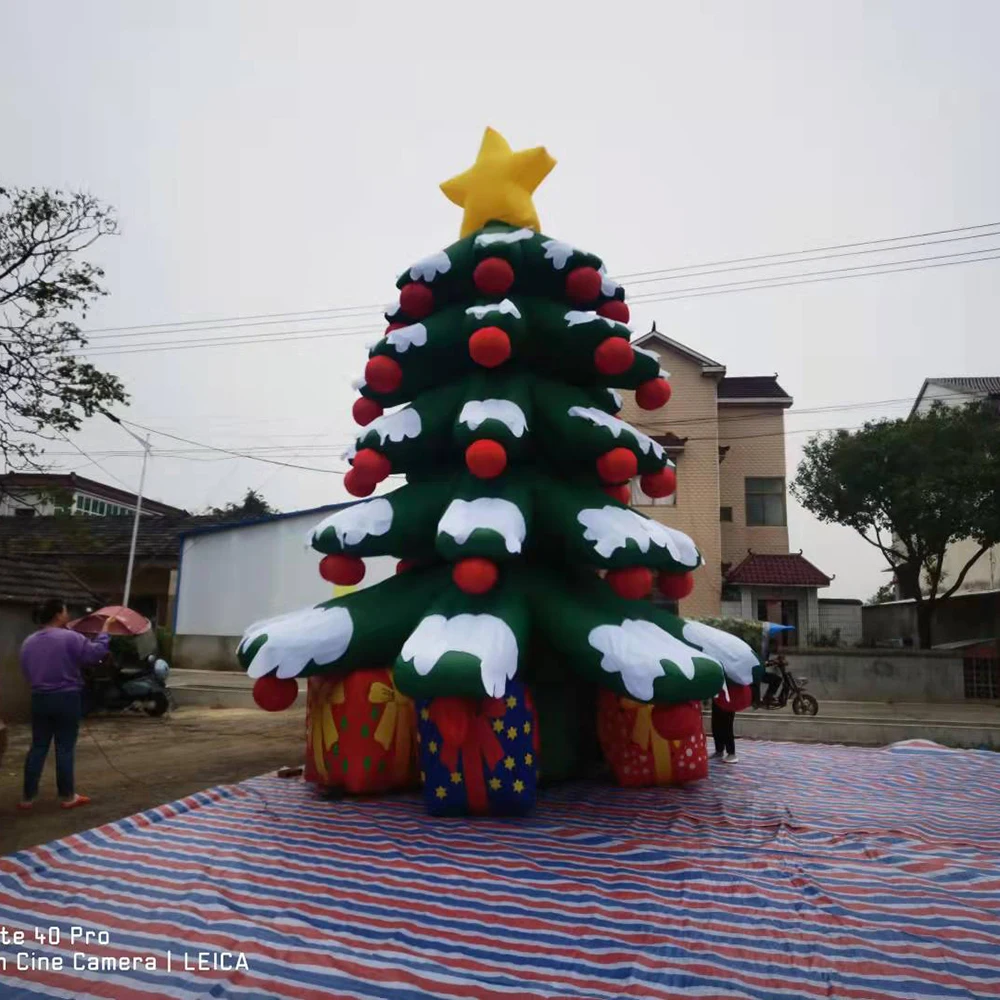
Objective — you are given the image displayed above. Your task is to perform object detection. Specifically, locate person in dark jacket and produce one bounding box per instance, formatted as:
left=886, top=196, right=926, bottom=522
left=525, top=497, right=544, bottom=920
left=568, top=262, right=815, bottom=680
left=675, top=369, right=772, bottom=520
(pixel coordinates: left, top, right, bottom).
left=18, top=598, right=116, bottom=811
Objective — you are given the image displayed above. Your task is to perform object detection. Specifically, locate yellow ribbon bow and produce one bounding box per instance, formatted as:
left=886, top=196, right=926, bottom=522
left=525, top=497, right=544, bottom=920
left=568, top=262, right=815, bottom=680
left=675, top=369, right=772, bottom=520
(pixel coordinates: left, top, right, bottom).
left=309, top=680, right=345, bottom=782
left=369, top=677, right=416, bottom=781
left=621, top=698, right=673, bottom=784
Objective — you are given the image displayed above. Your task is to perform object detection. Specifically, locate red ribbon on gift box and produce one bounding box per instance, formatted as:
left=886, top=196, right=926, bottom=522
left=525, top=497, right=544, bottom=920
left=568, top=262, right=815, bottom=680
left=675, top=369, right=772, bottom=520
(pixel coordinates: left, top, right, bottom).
left=428, top=696, right=506, bottom=813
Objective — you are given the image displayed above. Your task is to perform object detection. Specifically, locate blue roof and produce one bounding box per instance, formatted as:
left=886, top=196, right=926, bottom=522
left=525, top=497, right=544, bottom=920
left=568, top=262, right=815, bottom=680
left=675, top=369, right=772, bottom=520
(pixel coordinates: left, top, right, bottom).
left=177, top=501, right=354, bottom=540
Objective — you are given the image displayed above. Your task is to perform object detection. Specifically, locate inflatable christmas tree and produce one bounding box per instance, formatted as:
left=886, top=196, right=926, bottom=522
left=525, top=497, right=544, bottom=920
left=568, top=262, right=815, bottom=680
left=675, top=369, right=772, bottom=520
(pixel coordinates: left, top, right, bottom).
left=240, top=128, right=758, bottom=815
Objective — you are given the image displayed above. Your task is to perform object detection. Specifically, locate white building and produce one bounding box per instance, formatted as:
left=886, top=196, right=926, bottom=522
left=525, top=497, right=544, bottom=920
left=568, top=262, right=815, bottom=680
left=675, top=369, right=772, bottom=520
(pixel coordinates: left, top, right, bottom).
left=172, top=503, right=396, bottom=670
left=0, top=472, right=184, bottom=518
left=906, top=377, right=1000, bottom=596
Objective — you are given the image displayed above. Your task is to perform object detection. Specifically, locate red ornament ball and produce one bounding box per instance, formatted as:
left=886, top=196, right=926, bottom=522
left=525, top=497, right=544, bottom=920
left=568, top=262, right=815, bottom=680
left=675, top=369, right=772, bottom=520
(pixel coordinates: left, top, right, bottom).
left=364, top=355, right=403, bottom=394
left=384, top=322, right=407, bottom=338
left=603, top=483, right=632, bottom=504
left=253, top=675, right=298, bottom=713
left=594, top=337, right=634, bottom=375
left=597, top=299, right=630, bottom=324
left=468, top=326, right=511, bottom=368
left=398, top=282, right=434, bottom=319
left=566, top=266, right=602, bottom=304
left=319, top=554, right=366, bottom=586
left=452, top=557, right=499, bottom=595
left=352, top=397, right=383, bottom=426
left=606, top=566, right=653, bottom=600
left=658, top=571, right=695, bottom=600
left=352, top=448, right=391, bottom=483
left=344, top=467, right=375, bottom=498
left=596, top=447, right=638, bottom=484
left=465, top=439, right=507, bottom=479
left=640, top=466, right=677, bottom=499
left=396, top=558, right=418, bottom=574
left=636, top=377, right=672, bottom=411
left=473, top=257, right=515, bottom=295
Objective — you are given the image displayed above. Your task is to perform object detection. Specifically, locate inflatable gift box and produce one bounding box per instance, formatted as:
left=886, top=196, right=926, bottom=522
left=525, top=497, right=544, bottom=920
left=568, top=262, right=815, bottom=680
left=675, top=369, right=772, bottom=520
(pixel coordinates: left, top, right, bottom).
left=305, top=669, right=417, bottom=794
left=597, top=692, right=708, bottom=787
left=417, top=680, right=540, bottom=817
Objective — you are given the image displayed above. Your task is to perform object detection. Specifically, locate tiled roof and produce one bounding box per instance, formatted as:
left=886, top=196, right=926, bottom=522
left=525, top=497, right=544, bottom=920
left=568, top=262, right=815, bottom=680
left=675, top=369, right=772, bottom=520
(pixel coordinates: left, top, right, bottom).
left=718, top=376, right=792, bottom=402
left=0, top=555, right=100, bottom=607
left=726, top=552, right=831, bottom=588
left=927, top=377, right=1000, bottom=396
left=0, top=514, right=237, bottom=561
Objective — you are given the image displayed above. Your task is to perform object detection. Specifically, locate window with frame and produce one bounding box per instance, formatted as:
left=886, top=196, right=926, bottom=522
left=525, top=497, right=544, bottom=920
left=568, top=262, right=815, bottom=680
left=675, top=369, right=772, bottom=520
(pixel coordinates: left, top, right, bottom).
left=630, top=464, right=677, bottom=507
left=745, top=477, right=786, bottom=526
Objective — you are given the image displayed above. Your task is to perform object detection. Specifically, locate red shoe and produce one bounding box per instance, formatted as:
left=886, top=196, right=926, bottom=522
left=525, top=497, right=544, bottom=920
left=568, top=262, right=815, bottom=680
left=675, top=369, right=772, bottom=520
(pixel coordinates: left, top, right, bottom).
left=16, top=800, right=34, bottom=811
left=60, top=794, right=91, bottom=810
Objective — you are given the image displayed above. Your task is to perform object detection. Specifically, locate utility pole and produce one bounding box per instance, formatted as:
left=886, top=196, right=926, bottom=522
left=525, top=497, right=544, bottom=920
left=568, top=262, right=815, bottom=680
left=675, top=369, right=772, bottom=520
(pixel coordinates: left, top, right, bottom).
left=121, top=431, right=151, bottom=609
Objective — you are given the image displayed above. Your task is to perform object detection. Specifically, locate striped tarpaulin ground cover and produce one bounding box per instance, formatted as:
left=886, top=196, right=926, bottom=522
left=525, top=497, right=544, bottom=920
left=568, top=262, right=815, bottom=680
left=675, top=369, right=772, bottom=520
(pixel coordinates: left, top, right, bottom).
left=1, top=739, right=998, bottom=1000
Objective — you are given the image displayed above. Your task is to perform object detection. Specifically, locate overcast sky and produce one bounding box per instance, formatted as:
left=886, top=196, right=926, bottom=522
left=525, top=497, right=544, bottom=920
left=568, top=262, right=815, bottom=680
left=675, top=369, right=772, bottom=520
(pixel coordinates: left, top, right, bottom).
left=3, top=0, right=999, bottom=599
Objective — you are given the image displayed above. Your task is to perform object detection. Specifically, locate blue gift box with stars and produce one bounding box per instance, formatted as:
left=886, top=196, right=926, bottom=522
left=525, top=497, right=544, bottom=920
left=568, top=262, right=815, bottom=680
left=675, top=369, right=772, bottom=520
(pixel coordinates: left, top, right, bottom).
left=416, top=680, right=539, bottom=817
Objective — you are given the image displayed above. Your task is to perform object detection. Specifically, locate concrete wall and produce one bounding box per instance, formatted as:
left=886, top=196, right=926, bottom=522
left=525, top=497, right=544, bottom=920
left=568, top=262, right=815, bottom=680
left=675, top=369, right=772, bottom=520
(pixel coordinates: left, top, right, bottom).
left=817, top=600, right=863, bottom=645
left=173, top=633, right=242, bottom=672
left=622, top=343, right=722, bottom=618
left=718, top=403, right=790, bottom=565
left=784, top=649, right=967, bottom=702
left=863, top=589, right=1000, bottom=647
left=0, top=605, right=35, bottom=723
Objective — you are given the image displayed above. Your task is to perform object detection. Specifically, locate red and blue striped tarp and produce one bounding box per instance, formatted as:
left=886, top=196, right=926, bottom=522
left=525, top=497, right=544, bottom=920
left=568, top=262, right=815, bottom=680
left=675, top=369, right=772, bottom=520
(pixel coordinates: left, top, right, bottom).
left=1, top=739, right=998, bottom=1000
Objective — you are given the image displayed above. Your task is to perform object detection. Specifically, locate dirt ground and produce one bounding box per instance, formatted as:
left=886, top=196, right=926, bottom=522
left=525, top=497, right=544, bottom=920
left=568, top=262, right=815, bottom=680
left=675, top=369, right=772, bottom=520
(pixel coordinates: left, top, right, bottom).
left=0, top=706, right=305, bottom=856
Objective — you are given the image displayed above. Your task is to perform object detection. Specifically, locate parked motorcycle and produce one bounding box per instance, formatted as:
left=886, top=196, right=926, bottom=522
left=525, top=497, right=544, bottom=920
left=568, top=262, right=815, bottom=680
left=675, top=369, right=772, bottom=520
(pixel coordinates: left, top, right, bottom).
left=756, top=654, right=819, bottom=716
left=83, top=651, right=171, bottom=717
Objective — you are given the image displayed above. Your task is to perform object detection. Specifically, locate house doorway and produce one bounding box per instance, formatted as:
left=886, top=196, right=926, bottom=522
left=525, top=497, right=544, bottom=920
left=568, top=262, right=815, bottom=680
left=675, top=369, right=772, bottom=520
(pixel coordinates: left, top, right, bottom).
left=757, top=599, right=799, bottom=646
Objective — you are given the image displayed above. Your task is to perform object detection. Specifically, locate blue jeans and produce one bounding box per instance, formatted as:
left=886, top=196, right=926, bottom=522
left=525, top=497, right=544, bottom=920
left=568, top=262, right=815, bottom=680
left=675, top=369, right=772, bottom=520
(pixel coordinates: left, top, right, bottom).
left=23, top=691, right=81, bottom=800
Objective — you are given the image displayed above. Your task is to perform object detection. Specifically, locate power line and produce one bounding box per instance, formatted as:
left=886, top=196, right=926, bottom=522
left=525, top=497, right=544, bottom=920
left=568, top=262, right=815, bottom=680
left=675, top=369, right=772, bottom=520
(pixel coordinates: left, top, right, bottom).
left=612, top=220, right=1000, bottom=280
left=622, top=229, right=1000, bottom=287
left=628, top=247, right=1000, bottom=305
left=68, top=220, right=1000, bottom=342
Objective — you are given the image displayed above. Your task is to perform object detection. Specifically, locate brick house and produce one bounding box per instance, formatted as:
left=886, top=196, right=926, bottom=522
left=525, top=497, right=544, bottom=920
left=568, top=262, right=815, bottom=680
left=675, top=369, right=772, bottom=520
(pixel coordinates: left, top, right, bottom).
left=624, top=325, right=832, bottom=642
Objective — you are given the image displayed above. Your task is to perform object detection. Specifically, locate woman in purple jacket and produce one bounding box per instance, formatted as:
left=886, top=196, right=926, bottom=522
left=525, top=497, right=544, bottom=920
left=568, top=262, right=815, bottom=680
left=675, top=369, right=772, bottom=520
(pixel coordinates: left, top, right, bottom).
left=18, top=598, right=116, bottom=811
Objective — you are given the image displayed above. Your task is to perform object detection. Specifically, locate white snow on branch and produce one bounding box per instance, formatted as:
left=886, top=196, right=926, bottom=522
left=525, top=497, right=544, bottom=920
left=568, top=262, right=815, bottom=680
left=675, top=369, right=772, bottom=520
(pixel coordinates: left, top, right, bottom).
left=659, top=368, right=670, bottom=381
left=598, top=264, right=621, bottom=298
left=475, top=228, right=534, bottom=247
left=681, top=621, right=758, bottom=686
left=386, top=301, right=401, bottom=318
left=606, top=388, right=623, bottom=412
left=567, top=406, right=665, bottom=460
left=541, top=239, right=576, bottom=270
left=633, top=345, right=660, bottom=363
left=409, top=250, right=451, bottom=282
left=341, top=443, right=357, bottom=463
left=360, top=407, right=422, bottom=446
left=589, top=619, right=718, bottom=700
left=386, top=322, right=427, bottom=353
left=351, top=375, right=366, bottom=390
left=438, top=497, right=526, bottom=554
left=458, top=399, right=528, bottom=437
left=565, top=310, right=617, bottom=329
left=401, top=613, right=518, bottom=697
left=311, top=497, right=393, bottom=548
left=241, top=605, right=353, bottom=680
left=466, top=299, right=521, bottom=321
left=577, top=506, right=701, bottom=567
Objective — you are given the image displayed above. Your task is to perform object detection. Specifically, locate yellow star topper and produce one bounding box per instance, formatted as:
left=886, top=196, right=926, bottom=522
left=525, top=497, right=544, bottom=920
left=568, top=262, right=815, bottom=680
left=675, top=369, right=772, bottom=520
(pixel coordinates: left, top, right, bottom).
left=441, top=127, right=556, bottom=238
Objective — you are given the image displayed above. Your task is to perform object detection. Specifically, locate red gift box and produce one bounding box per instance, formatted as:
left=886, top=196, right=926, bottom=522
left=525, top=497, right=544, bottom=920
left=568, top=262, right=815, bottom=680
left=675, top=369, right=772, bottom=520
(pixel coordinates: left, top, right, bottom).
left=305, top=668, right=417, bottom=794
left=714, top=682, right=752, bottom=713
left=597, top=691, right=708, bottom=787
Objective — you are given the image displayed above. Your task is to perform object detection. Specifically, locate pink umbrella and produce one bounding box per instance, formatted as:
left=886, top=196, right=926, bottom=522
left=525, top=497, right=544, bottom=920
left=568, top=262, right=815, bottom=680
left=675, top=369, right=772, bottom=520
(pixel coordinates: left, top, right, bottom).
left=68, top=605, right=151, bottom=636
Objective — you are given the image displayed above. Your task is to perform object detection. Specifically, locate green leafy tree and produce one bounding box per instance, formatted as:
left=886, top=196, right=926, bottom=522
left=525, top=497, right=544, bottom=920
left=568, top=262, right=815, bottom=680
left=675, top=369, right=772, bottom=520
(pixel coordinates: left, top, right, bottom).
left=792, top=403, right=1000, bottom=647
left=0, top=187, right=127, bottom=473
left=211, top=488, right=279, bottom=518
left=866, top=581, right=897, bottom=605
